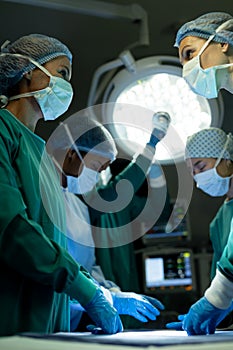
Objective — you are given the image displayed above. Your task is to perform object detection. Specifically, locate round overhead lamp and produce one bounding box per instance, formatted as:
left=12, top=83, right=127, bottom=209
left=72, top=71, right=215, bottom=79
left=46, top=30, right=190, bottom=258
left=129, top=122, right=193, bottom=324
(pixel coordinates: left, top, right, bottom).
left=100, top=56, right=224, bottom=164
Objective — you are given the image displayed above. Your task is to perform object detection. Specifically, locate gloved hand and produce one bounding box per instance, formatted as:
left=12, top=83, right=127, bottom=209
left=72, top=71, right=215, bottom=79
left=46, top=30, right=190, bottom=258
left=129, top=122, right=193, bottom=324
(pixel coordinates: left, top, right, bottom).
left=70, top=300, right=85, bottom=332
left=166, top=314, right=185, bottom=331
left=147, top=111, right=171, bottom=148
left=83, top=287, right=123, bottom=334
left=166, top=297, right=233, bottom=335
left=112, top=292, right=165, bottom=322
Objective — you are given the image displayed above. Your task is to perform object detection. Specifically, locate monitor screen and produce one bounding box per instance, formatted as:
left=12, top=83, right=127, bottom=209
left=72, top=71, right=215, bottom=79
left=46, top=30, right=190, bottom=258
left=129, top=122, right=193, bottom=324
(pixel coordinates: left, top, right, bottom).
left=142, top=212, right=190, bottom=246
left=143, top=248, right=196, bottom=294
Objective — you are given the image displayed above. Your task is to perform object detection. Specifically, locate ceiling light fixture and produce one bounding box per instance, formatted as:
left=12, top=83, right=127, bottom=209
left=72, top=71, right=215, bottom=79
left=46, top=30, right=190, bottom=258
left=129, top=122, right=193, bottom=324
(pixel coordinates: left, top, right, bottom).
left=97, top=55, right=224, bottom=164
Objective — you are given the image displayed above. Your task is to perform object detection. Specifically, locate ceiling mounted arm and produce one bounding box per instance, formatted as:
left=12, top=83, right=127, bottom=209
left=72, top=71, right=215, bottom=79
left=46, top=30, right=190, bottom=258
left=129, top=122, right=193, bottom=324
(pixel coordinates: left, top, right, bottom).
left=2, top=0, right=149, bottom=47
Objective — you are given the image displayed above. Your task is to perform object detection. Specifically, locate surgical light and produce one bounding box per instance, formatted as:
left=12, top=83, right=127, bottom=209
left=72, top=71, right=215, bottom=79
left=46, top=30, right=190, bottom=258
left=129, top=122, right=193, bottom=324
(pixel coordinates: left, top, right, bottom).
left=99, top=56, right=224, bottom=164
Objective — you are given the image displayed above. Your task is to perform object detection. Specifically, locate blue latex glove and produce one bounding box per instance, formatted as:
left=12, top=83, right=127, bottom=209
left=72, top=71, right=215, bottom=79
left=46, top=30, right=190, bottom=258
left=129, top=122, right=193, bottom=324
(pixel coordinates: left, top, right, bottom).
left=70, top=300, right=85, bottom=332
left=147, top=131, right=161, bottom=148
left=166, top=297, right=233, bottom=335
left=148, top=163, right=166, bottom=188
left=112, top=292, right=165, bottom=322
left=166, top=314, right=185, bottom=331
left=83, top=288, right=123, bottom=334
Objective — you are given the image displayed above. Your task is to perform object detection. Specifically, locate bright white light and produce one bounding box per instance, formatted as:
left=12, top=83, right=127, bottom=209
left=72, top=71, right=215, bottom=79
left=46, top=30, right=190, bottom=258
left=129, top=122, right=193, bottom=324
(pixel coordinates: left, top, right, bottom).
left=103, top=57, right=223, bottom=164
left=114, top=73, right=211, bottom=162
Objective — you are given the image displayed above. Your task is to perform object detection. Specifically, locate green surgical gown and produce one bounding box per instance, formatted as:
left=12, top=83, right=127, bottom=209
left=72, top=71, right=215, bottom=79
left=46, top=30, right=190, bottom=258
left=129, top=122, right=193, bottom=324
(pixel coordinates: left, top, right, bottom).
left=210, top=199, right=233, bottom=279
left=88, top=152, right=169, bottom=292
left=0, top=110, right=96, bottom=336
left=217, top=215, right=233, bottom=282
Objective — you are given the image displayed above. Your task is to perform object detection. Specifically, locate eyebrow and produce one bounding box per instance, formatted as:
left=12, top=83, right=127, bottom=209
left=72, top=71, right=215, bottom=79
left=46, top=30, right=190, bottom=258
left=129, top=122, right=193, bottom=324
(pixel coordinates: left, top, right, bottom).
left=193, top=160, right=202, bottom=167
left=180, top=44, right=191, bottom=57
left=90, top=160, right=103, bottom=168
left=94, top=160, right=103, bottom=167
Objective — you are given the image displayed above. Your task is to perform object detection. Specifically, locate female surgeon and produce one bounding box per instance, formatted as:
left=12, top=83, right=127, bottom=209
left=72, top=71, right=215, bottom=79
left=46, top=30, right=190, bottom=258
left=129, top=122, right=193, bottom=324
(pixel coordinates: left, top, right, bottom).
left=166, top=127, right=233, bottom=335
left=0, top=34, right=123, bottom=336
left=174, top=11, right=233, bottom=99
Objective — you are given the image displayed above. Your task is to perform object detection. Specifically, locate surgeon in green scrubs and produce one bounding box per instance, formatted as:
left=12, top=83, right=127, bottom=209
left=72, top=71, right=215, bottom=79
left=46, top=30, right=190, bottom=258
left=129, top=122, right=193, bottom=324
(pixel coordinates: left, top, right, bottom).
left=49, top=110, right=171, bottom=296
left=90, top=113, right=171, bottom=293
left=93, top=157, right=170, bottom=292
left=0, top=34, right=123, bottom=336
left=166, top=127, right=233, bottom=335
left=50, top=115, right=168, bottom=331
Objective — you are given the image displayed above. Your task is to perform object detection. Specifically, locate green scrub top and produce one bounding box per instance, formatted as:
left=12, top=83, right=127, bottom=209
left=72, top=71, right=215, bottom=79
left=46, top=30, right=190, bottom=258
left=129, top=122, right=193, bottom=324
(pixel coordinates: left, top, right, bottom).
left=210, top=199, right=233, bottom=280
left=217, top=205, right=233, bottom=283
left=0, top=110, right=96, bottom=336
left=88, top=152, right=168, bottom=292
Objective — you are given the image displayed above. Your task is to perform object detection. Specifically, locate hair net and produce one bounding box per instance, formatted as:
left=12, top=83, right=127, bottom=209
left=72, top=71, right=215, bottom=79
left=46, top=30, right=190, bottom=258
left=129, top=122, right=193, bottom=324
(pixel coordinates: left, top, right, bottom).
left=175, top=12, right=233, bottom=47
left=0, top=33, right=72, bottom=95
left=48, top=112, right=118, bottom=162
left=185, top=127, right=233, bottom=161
left=74, top=123, right=118, bottom=162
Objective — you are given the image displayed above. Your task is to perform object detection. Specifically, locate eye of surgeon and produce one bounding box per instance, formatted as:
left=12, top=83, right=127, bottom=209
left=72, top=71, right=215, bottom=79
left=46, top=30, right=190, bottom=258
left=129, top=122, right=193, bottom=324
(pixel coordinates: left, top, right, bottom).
left=174, top=12, right=233, bottom=98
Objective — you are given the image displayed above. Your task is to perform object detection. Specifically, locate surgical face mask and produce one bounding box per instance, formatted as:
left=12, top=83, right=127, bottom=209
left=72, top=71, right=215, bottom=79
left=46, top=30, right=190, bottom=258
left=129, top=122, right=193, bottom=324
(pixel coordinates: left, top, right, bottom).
left=194, top=167, right=231, bottom=197
left=183, top=31, right=233, bottom=99
left=8, top=54, right=73, bottom=120
left=67, top=166, right=100, bottom=194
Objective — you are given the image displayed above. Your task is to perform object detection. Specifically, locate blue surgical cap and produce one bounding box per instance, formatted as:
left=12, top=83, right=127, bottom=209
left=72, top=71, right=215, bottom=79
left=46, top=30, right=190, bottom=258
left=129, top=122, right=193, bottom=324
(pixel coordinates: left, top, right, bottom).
left=74, top=122, right=118, bottom=162
left=185, top=127, right=233, bottom=161
left=0, top=33, right=72, bottom=95
left=175, top=12, right=233, bottom=48
left=49, top=113, right=118, bottom=163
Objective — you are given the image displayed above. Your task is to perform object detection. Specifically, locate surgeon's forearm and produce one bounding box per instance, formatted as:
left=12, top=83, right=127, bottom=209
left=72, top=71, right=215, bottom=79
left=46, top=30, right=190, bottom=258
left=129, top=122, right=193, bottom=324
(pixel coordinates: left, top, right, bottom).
left=2, top=214, right=97, bottom=305
left=136, top=144, right=155, bottom=162
left=204, top=269, right=233, bottom=309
